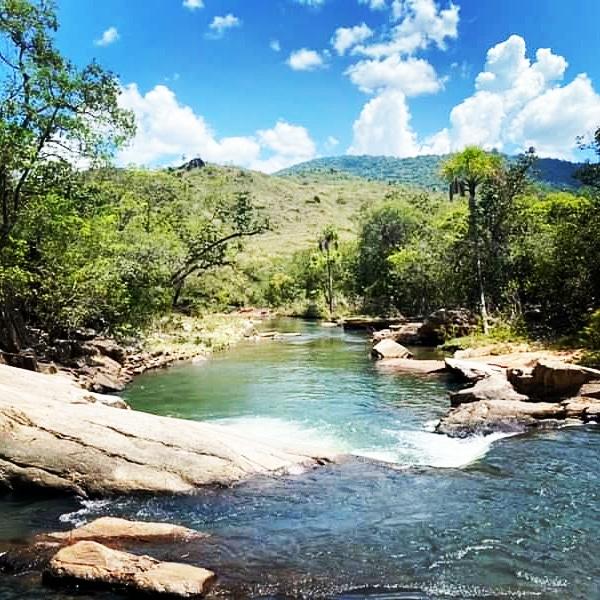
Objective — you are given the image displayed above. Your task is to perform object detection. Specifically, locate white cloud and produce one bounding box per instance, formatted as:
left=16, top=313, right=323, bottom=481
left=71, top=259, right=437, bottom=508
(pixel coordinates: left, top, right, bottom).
left=117, top=84, right=316, bottom=173
left=182, top=0, right=203, bottom=10
left=358, top=0, right=387, bottom=10
left=270, top=39, right=281, bottom=52
left=287, top=48, right=325, bottom=71
left=94, top=26, right=119, bottom=47
left=348, top=89, right=420, bottom=156
left=209, top=14, right=241, bottom=36
left=325, top=136, right=340, bottom=151
left=354, top=0, right=459, bottom=58
left=428, top=34, right=600, bottom=158
left=346, top=55, right=442, bottom=95
left=331, top=23, right=373, bottom=56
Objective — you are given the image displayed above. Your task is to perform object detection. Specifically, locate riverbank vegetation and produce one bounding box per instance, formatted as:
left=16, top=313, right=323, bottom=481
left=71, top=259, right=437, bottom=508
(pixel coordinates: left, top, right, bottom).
left=0, top=0, right=599, bottom=367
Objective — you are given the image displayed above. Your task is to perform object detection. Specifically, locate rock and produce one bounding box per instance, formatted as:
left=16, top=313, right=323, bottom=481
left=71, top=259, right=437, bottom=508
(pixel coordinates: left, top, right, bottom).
left=560, top=396, right=600, bottom=421
left=449, top=374, right=529, bottom=407
left=0, top=351, right=38, bottom=372
left=418, top=308, right=477, bottom=344
left=436, top=399, right=566, bottom=438
left=91, top=371, right=125, bottom=393
left=45, top=541, right=216, bottom=597
left=580, top=381, right=600, bottom=400
left=43, top=518, right=204, bottom=546
left=375, top=358, right=446, bottom=374
left=522, top=359, right=600, bottom=399
left=320, top=321, right=338, bottom=328
left=340, top=317, right=405, bottom=331
left=445, top=358, right=504, bottom=382
left=180, top=157, right=206, bottom=171
left=371, top=339, right=412, bottom=360
left=85, top=338, right=128, bottom=365
left=0, top=363, right=331, bottom=495
left=372, top=323, right=422, bottom=345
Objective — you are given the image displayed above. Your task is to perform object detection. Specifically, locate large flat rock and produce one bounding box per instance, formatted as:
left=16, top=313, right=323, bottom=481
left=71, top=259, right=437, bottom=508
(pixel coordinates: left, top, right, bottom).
left=45, top=541, right=216, bottom=597
left=436, top=399, right=567, bottom=438
left=0, top=364, right=332, bottom=496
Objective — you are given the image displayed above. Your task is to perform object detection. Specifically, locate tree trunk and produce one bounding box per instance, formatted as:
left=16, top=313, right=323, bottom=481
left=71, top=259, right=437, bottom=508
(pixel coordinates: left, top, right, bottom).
left=326, top=247, right=334, bottom=316
left=0, top=300, right=29, bottom=353
left=469, top=190, right=489, bottom=335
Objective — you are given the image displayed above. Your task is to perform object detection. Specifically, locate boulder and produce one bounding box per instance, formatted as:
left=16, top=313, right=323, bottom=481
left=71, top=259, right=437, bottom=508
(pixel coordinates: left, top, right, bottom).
left=436, top=399, right=566, bottom=438
left=85, top=338, right=128, bottom=365
left=449, top=374, right=529, bottom=407
left=371, top=339, right=413, bottom=360
left=526, top=359, right=600, bottom=399
left=580, top=381, right=600, bottom=400
left=445, top=358, right=504, bottom=382
left=0, top=363, right=331, bottom=495
left=43, top=518, right=205, bottom=546
left=417, top=309, right=477, bottom=344
left=560, top=397, right=600, bottom=421
left=372, top=323, right=422, bottom=345
left=45, top=541, right=216, bottom=597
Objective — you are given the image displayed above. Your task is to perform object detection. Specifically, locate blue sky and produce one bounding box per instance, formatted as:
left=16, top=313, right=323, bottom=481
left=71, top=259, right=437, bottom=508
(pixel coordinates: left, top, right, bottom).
left=56, top=0, right=600, bottom=171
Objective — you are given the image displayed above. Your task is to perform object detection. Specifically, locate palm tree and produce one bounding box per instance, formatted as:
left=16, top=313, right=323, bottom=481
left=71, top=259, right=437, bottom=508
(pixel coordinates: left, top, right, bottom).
left=441, top=147, right=503, bottom=334
left=318, top=226, right=339, bottom=316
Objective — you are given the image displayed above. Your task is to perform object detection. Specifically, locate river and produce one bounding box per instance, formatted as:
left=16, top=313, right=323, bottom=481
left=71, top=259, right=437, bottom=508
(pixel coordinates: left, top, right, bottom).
left=1, top=319, right=598, bottom=599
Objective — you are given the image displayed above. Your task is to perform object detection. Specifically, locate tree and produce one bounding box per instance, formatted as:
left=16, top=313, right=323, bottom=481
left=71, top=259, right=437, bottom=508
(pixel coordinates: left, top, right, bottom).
left=318, top=226, right=338, bottom=315
left=0, top=0, right=134, bottom=351
left=169, top=190, right=269, bottom=307
left=575, top=126, right=600, bottom=190
left=441, top=147, right=503, bottom=333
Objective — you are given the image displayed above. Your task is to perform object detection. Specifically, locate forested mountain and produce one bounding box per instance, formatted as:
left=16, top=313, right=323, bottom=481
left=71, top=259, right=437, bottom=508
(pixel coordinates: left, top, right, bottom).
left=277, top=154, right=582, bottom=191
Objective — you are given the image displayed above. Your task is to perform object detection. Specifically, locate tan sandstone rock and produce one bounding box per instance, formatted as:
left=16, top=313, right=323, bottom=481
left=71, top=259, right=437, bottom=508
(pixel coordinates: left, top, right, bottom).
left=0, top=363, right=332, bottom=495
left=371, top=339, right=412, bottom=360
left=44, top=517, right=205, bottom=546
left=449, top=374, right=529, bottom=407
left=45, top=541, right=216, bottom=597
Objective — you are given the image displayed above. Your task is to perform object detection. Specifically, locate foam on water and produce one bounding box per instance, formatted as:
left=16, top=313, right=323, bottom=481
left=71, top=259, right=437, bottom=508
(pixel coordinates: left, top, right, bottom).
left=214, top=415, right=513, bottom=469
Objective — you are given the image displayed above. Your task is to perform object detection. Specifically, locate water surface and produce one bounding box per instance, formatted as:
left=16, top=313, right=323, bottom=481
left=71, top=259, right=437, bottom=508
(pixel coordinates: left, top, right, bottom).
left=1, top=320, right=598, bottom=599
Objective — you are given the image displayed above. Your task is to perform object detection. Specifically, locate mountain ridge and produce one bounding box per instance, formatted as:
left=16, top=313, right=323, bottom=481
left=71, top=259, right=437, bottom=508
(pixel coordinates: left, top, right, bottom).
left=276, top=154, right=582, bottom=190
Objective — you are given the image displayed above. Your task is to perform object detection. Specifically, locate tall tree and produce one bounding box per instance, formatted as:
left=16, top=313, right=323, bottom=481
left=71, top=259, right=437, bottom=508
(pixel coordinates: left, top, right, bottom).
left=575, top=126, right=600, bottom=191
left=0, top=0, right=134, bottom=351
left=441, top=147, right=503, bottom=334
left=318, top=226, right=338, bottom=316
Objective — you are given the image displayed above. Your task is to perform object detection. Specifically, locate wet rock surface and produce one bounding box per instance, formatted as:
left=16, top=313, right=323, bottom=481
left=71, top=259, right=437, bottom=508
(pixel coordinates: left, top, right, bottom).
left=44, top=541, right=216, bottom=598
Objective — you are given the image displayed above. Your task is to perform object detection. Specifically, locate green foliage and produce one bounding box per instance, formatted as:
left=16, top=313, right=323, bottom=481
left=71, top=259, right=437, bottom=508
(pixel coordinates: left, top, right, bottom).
left=278, top=154, right=582, bottom=191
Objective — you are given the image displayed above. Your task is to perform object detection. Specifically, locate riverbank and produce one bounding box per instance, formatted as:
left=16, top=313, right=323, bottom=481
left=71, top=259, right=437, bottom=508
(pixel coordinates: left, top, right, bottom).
left=1, top=312, right=272, bottom=395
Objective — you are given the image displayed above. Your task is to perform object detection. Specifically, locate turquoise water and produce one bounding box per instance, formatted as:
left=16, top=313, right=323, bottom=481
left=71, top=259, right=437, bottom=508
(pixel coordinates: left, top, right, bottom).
left=1, top=320, right=599, bottom=599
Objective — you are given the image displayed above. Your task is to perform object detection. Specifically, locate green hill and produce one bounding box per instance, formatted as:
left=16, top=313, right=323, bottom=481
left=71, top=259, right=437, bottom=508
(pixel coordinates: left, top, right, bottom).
left=277, top=154, right=582, bottom=191
left=181, top=163, right=424, bottom=256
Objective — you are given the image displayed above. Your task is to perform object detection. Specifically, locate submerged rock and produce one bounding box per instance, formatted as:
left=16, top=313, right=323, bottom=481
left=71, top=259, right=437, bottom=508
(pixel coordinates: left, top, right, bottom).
left=375, top=358, right=446, bottom=374
left=45, top=541, right=216, bottom=598
left=43, top=517, right=205, bottom=546
left=371, top=339, right=412, bottom=360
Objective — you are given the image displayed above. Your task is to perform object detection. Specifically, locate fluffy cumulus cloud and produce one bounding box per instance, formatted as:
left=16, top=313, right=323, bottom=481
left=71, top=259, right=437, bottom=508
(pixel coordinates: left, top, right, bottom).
left=354, top=0, right=459, bottom=58
left=208, top=14, right=241, bottom=36
left=346, top=0, right=456, bottom=155
left=331, top=23, right=373, bottom=56
left=347, top=55, right=441, bottom=95
left=287, top=48, right=325, bottom=71
left=117, top=84, right=316, bottom=173
left=349, top=90, right=420, bottom=156
left=94, top=26, right=119, bottom=47
left=182, top=0, right=203, bottom=10
left=427, top=35, right=600, bottom=158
